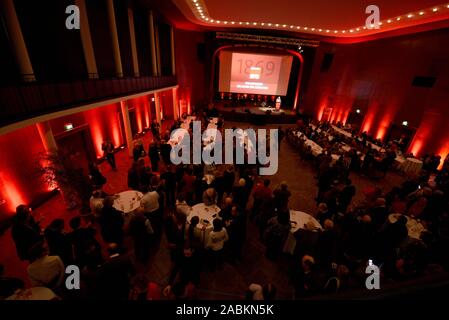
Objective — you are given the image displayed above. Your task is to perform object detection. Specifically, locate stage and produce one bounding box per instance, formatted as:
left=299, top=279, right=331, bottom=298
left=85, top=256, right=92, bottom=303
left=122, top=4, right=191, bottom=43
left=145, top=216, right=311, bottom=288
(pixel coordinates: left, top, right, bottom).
left=215, top=104, right=298, bottom=124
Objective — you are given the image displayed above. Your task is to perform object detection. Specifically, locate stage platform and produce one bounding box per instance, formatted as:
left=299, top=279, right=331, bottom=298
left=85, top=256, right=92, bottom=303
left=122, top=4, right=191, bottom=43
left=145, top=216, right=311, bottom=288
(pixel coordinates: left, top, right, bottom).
left=215, top=104, right=298, bottom=124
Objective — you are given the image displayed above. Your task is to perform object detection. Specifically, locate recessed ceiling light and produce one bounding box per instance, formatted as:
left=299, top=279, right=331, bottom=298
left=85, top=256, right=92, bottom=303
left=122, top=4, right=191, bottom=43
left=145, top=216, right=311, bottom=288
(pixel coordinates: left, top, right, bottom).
left=297, top=26, right=300, bottom=29
left=205, top=17, right=209, bottom=21
left=387, top=19, right=392, bottom=23
left=231, top=21, right=235, bottom=24
left=419, top=11, right=425, bottom=15
left=275, top=24, right=279, bottom=27
left=447, top=4, right=449, bottom=8
left=311, top=28, right=315, bottom=31
left=433, top=8, right=438, bottom=12
left=282, top=24, right=287, bottom=27
left=379, top=22, right=383, bottom=25
left=261, top=23, right=265, bottom=26
left=195, top=3, right=199, bottom=7
left=304, top=27, right=308, bottom=30
left=268, top=23, right=272, bottom=26
left=363, top=26, right=366, bottom=29
left=290, top=25, right=294, bottom=28
left=193, top=0, right=197, bottom=2
left=326, top=30, right=330, bottom=33
left=356, top=28, right=360, bottom=31
left=224, top=21, right=228, bottom=24
left=319, top=29, right=322, bottom=32
left=216, top=20, right=220, bottom=23
left=342, top=30, right=346, bottom=33
left=407, top=14, right=413, bottom=18
left=253, top=22, right=257, bottom=25
left=246, top=22, right=249, bottom=25
left=350, top=30, right=353, bottom=33
left=239, top=22, right=242, bottom=25
left=334, top=30, right=338, bottom=33
left=397, top=17, right=401, bottom=21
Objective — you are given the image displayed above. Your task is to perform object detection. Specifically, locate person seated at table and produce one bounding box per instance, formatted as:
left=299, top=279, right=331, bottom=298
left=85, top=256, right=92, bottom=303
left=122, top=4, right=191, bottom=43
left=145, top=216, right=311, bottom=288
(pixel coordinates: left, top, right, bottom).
left=206, top=219, right=229, bottom=270
left=246, top=283, right=277, bottom=300
left=11, top=205, right=43, bottom=262
left=187, top=216, right=204, bottom=253
left=127, top=162, right=140, bottom=190
left=203, top=188, right=217, bottom=206
left=68, top=216, right=102, bottom=269
left=44, top=219, right=73, bottom=266
left=27, top=241, right=65, bottom=290
left=316, top=203, right=332, bottom=226
left=263, top=209, right=291, bottom=261
left=99, top=197, right=125, bottom=246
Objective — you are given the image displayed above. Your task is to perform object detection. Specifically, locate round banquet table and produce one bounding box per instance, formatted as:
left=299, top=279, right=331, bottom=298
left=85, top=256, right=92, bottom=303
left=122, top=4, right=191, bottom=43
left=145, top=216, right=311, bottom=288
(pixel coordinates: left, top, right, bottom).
left=283, top=210, right=322, bottom=254
left=187, top=203, right=221, bottom=246
left=114, top=190, right=143, bottom=213
left=388, top=213, right=426, bottom=240
left=398, top=158, right=423, bottom=175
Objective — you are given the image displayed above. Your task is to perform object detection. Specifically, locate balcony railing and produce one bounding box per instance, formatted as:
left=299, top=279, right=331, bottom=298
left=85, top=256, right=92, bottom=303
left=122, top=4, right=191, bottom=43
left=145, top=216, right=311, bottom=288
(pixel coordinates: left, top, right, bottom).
left=0, top=75, right=177, bottom=128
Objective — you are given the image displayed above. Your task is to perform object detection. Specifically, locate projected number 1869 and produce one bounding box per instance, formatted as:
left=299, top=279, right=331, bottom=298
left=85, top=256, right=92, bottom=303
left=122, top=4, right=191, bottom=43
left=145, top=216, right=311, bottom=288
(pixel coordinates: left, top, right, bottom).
left=236, top=59, right=275, bottom=76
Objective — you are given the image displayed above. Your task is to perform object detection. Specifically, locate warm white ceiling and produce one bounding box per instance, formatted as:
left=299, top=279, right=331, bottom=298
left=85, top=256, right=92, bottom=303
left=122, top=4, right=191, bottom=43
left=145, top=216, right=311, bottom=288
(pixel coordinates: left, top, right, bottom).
left=172, top=0, right=449, bottom=39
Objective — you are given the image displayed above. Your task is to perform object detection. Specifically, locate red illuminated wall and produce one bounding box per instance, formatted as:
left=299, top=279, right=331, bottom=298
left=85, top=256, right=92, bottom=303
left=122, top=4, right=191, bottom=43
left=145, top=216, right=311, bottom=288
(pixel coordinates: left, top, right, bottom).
left=83, top=104, right=123, bottom=157
left=0, top=126, right=48, bottom=219
left=175, top=29, right=207, bottom=110
left=304, top=28, right=449, bottom=159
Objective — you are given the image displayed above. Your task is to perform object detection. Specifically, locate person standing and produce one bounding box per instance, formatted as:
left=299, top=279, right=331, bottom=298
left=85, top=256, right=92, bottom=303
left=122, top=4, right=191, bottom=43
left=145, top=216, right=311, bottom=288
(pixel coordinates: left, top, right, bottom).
left=11, top=205, right=43, bottom=261
left=102, top=139, right=117, bottom=170
left=148, top=142, right=160, bottom=172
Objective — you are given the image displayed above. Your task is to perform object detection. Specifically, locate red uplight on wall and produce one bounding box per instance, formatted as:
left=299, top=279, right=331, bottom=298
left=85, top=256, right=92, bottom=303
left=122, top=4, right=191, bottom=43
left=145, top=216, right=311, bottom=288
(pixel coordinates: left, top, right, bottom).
left=0, top=171, right=26, bottom=214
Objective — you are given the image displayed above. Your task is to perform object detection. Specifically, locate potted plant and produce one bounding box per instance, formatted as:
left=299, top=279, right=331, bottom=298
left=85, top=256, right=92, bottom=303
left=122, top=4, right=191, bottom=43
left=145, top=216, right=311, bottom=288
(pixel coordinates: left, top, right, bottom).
left=34, top=151, right=93, bottom=213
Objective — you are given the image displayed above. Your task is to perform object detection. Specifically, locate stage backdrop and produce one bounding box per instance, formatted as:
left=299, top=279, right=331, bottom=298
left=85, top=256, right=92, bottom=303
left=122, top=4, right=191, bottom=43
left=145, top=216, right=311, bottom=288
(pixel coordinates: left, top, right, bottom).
left=219, top=51, right=292, bottom=96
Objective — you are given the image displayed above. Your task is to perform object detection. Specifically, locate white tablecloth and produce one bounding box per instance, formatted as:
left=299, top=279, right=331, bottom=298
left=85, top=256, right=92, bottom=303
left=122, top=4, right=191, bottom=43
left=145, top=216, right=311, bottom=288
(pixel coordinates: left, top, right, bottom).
left=332, top=125, right=352, bottom=138
left=283, top=210, right=322, bottom=254
left=188, top=203, right=221, bottom=246
left=388, top=213, right=426, bottom=239
left=398, top=158, right=423, bottom=175
left=113, top=190, right=143, bottom=213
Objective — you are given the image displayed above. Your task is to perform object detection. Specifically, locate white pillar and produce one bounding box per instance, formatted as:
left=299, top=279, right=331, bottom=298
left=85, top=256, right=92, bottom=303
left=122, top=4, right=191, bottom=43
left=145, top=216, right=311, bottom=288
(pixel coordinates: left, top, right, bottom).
left=170, top=25, right=176, bottom=76
left=120, top=101, right=134, bottom=157
left=106, top=0, right=123, bottom=77
left=1, top=0, right=35, bottom=82
left=75, top=0, right=98, bottom=79
left=127, top=7, right=139, bottom=77
left=172, top=88, right=179, bottom=120
left=154, top=92, right=162, bottom=126
left=36, top=121, right=58, bottom=153
left=148, top=11, right=158, bottom=76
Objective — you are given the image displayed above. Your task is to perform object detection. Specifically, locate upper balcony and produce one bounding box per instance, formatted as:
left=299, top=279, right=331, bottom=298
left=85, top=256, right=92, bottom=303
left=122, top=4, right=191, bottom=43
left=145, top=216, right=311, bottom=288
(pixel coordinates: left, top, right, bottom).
left=0, top=74, right=177, bottom=128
